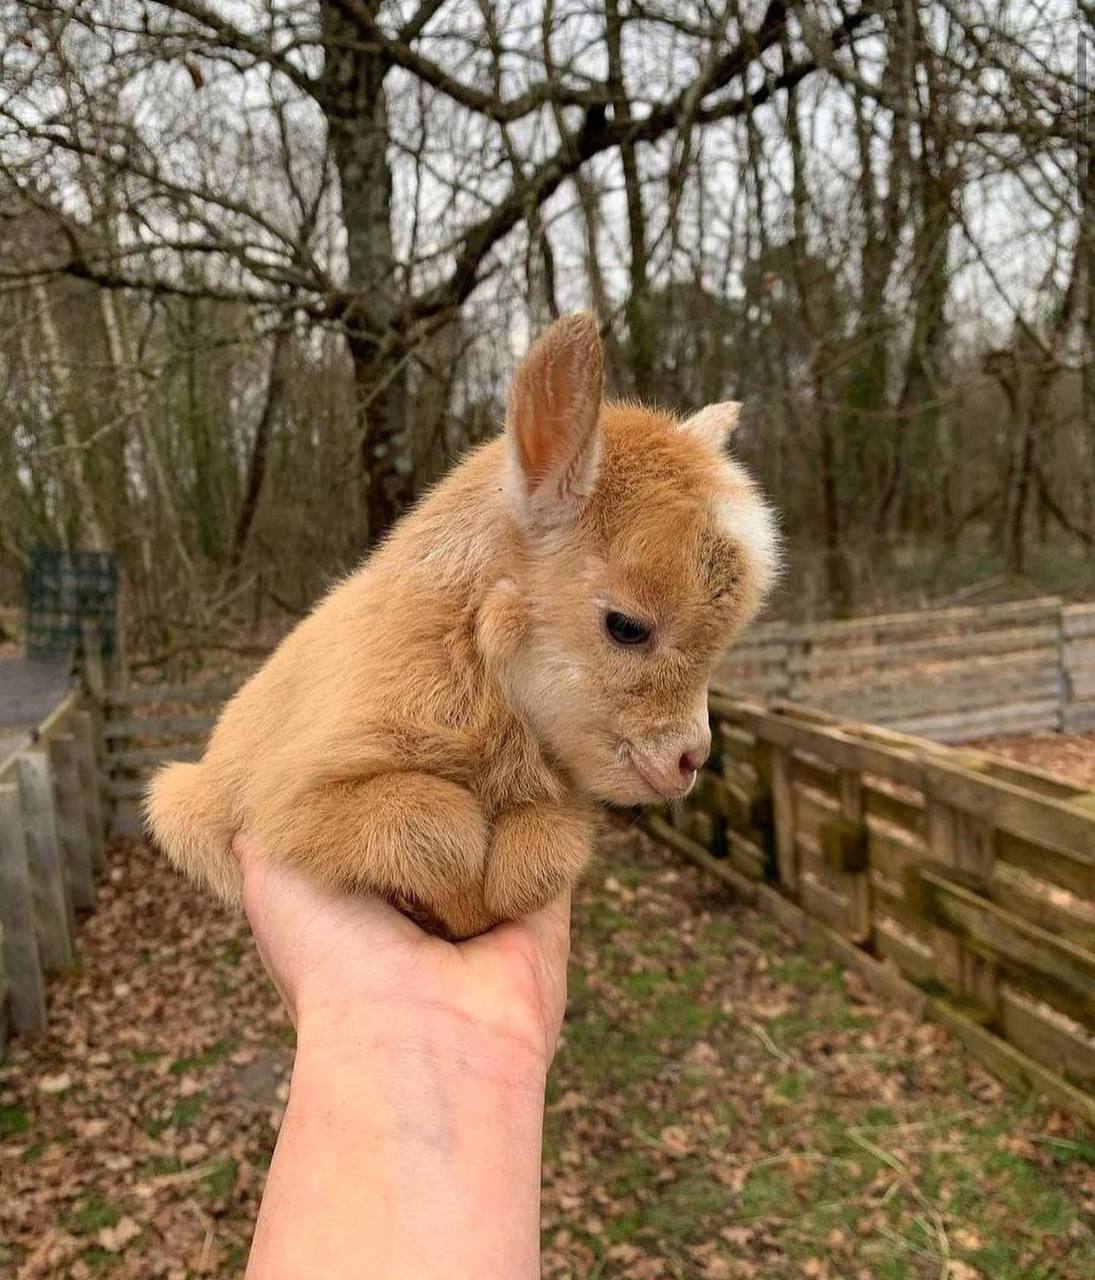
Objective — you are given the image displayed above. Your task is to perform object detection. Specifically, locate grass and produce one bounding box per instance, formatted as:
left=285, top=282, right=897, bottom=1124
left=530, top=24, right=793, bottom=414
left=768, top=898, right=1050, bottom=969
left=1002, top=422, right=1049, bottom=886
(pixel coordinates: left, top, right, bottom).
left=66, top=1193, right=120, bottom=1236
left=540, top=825, right=1095, bottom=1279
left=1, top=827, right=1090, bottom=1280
left=169, top=1091, right=207, bottom=1129
left=202, top=1157, right=239, bottom=1200
left=169, top=1040, right=235, bottom=1075
left=0, top=1105, right=29, bottom=1138
left=144, top=1089, right=210, bottom=1138
left=79, top=1246, right=120, bottom=1274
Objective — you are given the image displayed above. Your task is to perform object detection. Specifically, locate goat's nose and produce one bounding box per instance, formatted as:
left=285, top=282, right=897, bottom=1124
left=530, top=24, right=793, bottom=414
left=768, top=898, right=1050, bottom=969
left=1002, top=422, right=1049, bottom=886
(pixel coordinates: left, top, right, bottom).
left=679, top=745, right=708, bottom=778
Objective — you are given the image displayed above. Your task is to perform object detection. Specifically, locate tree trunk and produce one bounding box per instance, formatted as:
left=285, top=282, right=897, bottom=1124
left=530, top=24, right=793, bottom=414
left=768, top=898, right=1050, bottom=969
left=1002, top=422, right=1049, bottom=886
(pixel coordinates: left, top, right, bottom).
left=605, top=0, right=655, bottom=397
left=841, top=4, right=910, bottom=520
left=784, top=71, right=853, bottom=614
left=100, top=290, right=193, bottom=578
left=320, top=0, right=411, bottom=546
left=32, top=281, right=106, bottom=550
left=1081, top=75, right=1095, bottom=537
left=878, top=210, right=949, bottom=539
left=227, top=325, right=291, bottom=582
left=1006, top=399, right=1035, bottom=576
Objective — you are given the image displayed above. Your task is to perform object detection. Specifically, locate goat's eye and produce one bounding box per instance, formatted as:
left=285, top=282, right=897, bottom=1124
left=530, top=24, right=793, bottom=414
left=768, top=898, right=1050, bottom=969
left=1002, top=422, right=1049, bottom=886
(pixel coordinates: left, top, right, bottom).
left=605, top=610, right=651, bottom=647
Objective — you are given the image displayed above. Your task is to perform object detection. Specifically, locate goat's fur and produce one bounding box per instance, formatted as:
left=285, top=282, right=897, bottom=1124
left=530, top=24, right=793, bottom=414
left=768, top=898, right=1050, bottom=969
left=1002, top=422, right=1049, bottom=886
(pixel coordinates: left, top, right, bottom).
left=146, top=314, right=778, bottom=938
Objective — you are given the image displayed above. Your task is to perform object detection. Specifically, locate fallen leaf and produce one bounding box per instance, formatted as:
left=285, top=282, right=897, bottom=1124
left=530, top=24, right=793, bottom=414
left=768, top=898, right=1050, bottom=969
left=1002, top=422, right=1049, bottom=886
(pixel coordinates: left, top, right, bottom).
left=97, top=1216, right=141, bottom=1252
left=946, top=1264, right=982, bottom=1280
left=38, top=1072, right=72, bottom=1094
left=658, top=1125, right=692, bottom=1156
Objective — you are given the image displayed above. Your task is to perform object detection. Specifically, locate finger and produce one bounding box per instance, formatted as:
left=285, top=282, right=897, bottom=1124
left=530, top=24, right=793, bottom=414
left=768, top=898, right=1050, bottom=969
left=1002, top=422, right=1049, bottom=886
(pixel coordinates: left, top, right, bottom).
left=233, top=833, right=273, bottom=921
left=232, top=831, right=258, bottom=864
left=511, top=889, right=572, bottom=971
left=240, top=840, right=429, bottom=956
left=235, top=835, right=283, bottom=930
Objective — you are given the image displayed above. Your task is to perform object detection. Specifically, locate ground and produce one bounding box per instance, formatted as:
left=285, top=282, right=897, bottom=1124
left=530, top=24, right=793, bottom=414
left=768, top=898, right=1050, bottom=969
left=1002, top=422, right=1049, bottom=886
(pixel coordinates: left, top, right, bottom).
left=969, top=734, right=1095, bottom=790
left=0, top=824, right=1092, bottom=1280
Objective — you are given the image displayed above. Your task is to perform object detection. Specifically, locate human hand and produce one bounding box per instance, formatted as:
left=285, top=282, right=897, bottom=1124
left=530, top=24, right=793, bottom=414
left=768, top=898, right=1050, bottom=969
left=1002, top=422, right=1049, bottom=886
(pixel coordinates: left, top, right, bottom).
left=236, top=835, right=570, bottom=1280
left=235, top=835, right=571, bottom=1072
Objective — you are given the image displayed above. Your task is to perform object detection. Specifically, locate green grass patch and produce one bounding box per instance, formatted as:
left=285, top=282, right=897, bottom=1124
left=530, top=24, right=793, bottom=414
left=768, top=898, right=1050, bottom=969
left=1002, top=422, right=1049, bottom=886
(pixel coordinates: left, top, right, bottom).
left=169, top=1091, right=208, bottom=1129
left=642, top=1167, right=727, bottom=1238
left=202, top=1157, right=238, bottom=1199
left=773, top=1070, right=810, bottom=1101
left=79, top=1245, right=119, bottom=1274
left=549, top=846, right=1095, bottom=1280
left=607, top=1150, right=656, bottom=1198
left=580, top=901, right=633, bottom=936
left=769, top=953, right=845, bottom=991
left=739, top=1165, right=792, bottom=1218
left=1043, top=1134, right=1095, bottom=1168
left=0, top=1105, right=30, bottom=1138
left=169, top=1040, right=234, bottom=1075
left=223, top=1242, right=249, bottom=1272
left=66, top=1193, right=120, bottom=1235
left=604, top=1207, right=644, bottom=1244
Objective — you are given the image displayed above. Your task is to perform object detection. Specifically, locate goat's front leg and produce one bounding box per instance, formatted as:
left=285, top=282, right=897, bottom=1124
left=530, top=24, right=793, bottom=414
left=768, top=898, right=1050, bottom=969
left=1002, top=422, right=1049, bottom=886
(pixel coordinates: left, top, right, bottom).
left=260, top=772, right=494, bottom=939
left=483, top=803, right=595, bottom=919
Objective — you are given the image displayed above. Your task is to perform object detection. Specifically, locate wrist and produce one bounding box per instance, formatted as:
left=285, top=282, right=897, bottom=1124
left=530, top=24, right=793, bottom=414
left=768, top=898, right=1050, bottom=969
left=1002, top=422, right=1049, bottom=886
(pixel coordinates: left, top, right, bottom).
left=292, top=1000, right=551, bottom=1104
left=251, top=1004, right=548, bottom=1280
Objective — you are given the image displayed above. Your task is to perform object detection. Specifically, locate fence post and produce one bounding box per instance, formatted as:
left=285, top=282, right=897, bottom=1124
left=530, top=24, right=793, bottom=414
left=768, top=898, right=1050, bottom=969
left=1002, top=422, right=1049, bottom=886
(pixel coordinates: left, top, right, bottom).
left=784, top=627, right=811, bottom=705
left=952, top=810, right=1001, bottom=1019
left=837, top=771, right=870, bottom=943
left=1055, top=603, right=1067, bottom=732
left=48, top=734, right=96, bottom=911
left=17, top=751, right=76, bottom=969
left=768, top=745, right=797, bottom=893
left=0, top=784, right=48, bottom=1034
left=72, top=710, right=107, bottom=873
left=923, top=798, right=1000, bottom=1021
left=924, top=799, right=964, bottom=991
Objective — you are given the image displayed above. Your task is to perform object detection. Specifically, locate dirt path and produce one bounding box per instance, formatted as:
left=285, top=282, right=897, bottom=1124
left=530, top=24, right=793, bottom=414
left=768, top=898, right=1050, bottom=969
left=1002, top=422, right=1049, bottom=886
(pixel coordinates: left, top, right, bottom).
left=968, top=733, right=1095, bottom=790
left=1, top=826, right=1091, bottom=1280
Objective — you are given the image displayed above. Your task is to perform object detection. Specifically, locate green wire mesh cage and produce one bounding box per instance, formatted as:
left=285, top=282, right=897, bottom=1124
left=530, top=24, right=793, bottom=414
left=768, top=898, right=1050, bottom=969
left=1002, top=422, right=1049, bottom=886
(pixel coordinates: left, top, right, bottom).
left=25, top=546, right=117, bottom=662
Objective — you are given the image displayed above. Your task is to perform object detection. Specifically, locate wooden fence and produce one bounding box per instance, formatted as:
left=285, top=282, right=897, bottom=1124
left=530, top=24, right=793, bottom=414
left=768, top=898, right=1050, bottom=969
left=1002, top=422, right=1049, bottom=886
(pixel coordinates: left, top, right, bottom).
left=101, top=683, right=235, bottom=837
left=7, top=598, right=1095, bottom=1116
left=649, top=692, right=1095, bottom=1124
left=0, top=692, right=108, bottom=1052
left=718, top=597, right=1095, bottom=741
left=94, top=670, right=1095, bottom=1123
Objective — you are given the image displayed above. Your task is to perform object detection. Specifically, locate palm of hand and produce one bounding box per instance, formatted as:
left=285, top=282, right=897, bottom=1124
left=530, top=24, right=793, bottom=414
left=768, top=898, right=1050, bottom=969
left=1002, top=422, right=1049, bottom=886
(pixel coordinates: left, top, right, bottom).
left=236, top=838, right=571, bottom=1068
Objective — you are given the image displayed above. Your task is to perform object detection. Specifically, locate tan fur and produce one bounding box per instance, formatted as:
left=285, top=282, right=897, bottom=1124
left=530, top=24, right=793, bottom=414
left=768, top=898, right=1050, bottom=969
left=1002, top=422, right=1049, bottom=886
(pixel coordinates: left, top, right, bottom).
left=145, top=314, right=778, bottom=939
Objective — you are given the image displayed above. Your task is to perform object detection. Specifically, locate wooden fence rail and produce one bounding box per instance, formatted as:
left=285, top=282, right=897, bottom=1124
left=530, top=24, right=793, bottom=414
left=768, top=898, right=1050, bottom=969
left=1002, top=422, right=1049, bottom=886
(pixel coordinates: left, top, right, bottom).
left=100, top=683, right=235, bottom=836
left=651, top=690, right=1095, bottom=1125
left=719, top=597, right=1095, bottom=741
left=0, top=692, right=108, bottom=1055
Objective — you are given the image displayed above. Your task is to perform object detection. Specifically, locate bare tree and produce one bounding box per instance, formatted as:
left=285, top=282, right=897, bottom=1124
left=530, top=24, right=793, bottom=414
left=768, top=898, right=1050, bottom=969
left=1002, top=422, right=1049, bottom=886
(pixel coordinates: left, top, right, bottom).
left=0, top=0, right=1089, bottom=652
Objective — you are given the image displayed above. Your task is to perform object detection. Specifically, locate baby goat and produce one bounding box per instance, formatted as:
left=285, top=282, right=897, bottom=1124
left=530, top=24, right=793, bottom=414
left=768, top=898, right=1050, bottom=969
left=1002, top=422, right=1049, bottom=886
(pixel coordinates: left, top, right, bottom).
left=146, top=314, right=778, bottom=938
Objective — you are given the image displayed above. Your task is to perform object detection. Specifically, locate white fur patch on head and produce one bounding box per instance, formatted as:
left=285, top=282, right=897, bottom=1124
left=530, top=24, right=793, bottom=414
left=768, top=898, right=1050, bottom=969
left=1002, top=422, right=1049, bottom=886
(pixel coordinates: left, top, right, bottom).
left=679, top=401, right=741, bottom=451
left=716, top=491, right=781, bottom=596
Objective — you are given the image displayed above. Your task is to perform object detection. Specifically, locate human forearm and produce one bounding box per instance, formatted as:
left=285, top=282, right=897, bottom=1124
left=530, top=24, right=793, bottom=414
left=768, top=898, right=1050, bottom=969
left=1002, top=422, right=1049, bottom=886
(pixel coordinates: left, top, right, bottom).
left=246, top=1010, right=549, bottom=1280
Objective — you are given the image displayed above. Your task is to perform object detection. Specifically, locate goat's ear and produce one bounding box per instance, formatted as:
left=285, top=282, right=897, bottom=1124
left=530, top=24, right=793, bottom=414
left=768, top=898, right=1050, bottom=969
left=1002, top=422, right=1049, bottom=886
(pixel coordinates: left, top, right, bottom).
left=505, top=313, right=604, bottom=528
left=679, top=400, right=741, bottom=450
